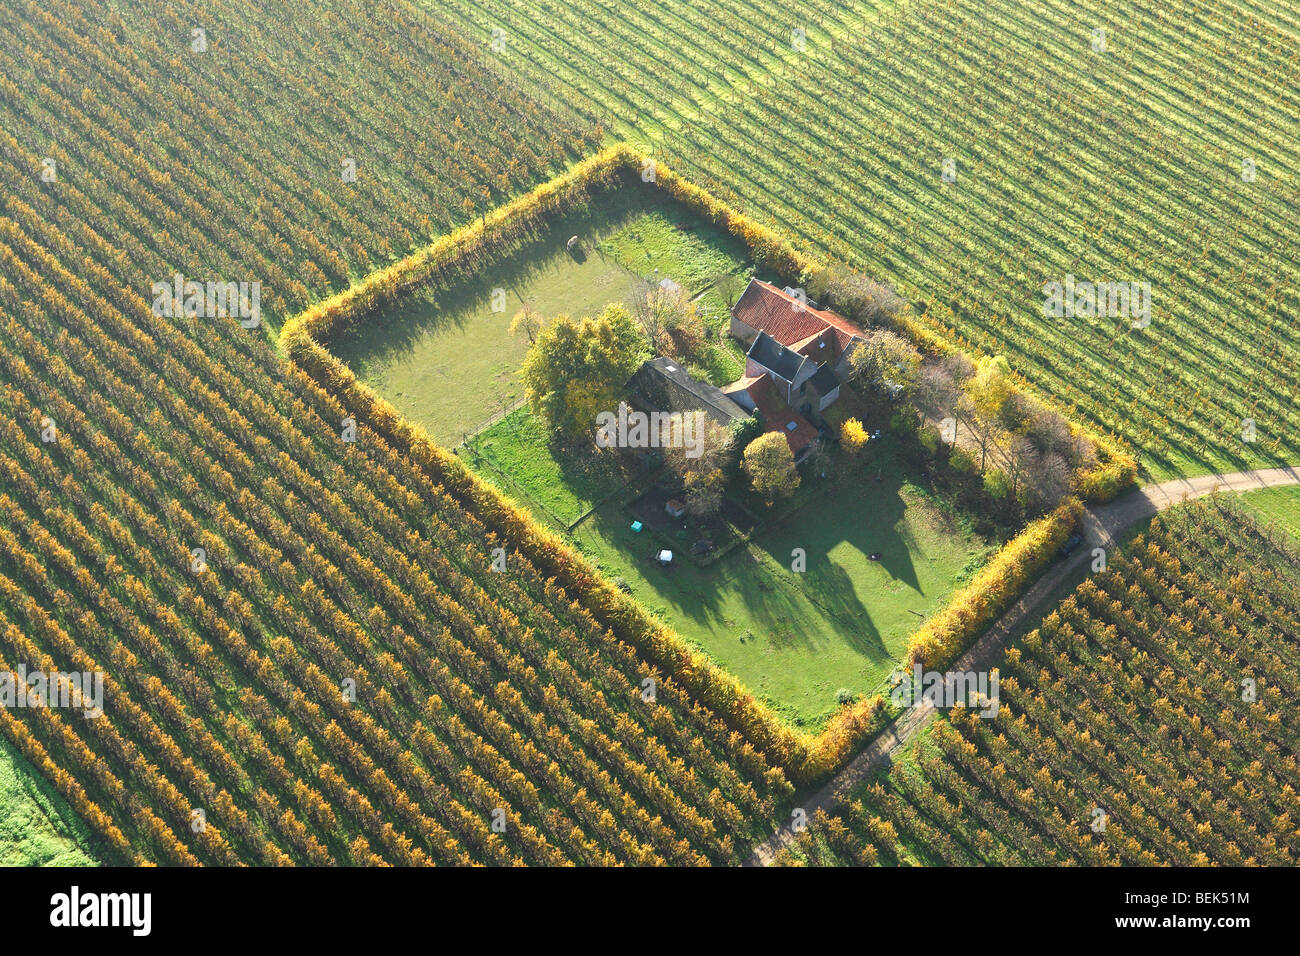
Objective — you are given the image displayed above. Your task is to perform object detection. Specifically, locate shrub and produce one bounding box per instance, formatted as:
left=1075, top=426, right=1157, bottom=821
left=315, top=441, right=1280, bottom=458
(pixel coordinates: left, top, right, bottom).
left=983, top=467, right=1014, bottom=500
left=890, top=410, right=918, bottom=436
left=840, top=418, right=869, bottom=454
left=948, top=446, right=978, bottom=476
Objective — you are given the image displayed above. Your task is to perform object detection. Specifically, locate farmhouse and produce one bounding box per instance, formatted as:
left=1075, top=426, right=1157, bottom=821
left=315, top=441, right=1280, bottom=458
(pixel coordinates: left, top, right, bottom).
left=619, top=284, right=868, bottom=465
left=722, top=278, right=865, bottom=459
left=728, top=278, right=867, bottom=374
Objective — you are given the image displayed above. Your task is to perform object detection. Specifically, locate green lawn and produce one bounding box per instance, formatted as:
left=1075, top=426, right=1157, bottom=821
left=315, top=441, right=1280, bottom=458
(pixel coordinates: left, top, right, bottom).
left=1239, top=485, right=1300, bottom=540
left=465, top=407, right=636, bottom=527
left=333, top=185, right=751, bottom=446
left=0, top=736, right=99, bottom=866
left=463, top=405, right=994, bottom=729
left=568, top=446, right=994, bottom=730
left=597, top=210, right=741, bottom=296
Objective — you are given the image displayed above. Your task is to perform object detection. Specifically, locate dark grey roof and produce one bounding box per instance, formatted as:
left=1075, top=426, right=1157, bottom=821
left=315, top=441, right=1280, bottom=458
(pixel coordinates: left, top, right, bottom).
left=747, top=330, right=809, bottom=383
left=808, top=363, right=839, bottom=396
left=626, top=357, right=749, bottom=426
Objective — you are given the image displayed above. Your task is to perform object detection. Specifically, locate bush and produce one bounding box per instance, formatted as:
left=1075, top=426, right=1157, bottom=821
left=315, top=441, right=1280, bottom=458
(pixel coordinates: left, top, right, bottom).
left=1078, top=451, right=1139, bottom=503
left=840, top=418, right=869, bottom=454
left=725, top=417, right=762, bottom=478
left=948, top=446, right=978, bottom=476
left=890, top=410, right=918, bottom=435
left=983, top=467, right=1014, bottom=500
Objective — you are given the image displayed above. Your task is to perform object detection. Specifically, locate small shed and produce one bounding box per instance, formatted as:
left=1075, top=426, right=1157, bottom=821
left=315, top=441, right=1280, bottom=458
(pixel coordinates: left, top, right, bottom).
left=665, top=498, right=687, bottom=519
left=656, top=550, right=673, bottom=565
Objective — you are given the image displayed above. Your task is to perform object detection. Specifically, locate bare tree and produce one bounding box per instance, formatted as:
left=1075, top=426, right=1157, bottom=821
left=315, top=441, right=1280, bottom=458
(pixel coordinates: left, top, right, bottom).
left=940, top=352, right=975, bottom=384
left=1025, top=404, right=1097, bottom=471
left=914, top=361, right=962, bottom=421
left=824, top=272, right=905, bottom=326
left=628, top=281, right=705, bottom=359
left=684, top=468, right=725, bottom=517
left=848, top=329, right=921, bottom=397
left=1007, top=437, right=1072, bottom=512
left=663, top=416, right=735, bottom=480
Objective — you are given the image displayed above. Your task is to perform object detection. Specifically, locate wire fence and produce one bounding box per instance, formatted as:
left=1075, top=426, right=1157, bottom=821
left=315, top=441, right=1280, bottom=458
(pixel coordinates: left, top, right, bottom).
left=453, top=396, right=528, bottom=451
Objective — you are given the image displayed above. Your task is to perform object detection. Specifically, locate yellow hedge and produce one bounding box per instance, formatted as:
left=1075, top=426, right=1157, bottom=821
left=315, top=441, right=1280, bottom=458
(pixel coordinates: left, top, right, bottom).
left=288, top=332, right=815, bottom=776
left=280, top=145, right=629, bottom=352
left=906, top=498, right=1083, bottom=671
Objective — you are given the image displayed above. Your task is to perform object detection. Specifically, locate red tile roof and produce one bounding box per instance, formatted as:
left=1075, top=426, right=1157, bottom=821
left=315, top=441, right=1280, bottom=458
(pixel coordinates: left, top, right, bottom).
left=742, top=373, right=818, bottom=455
left=731, top=279, right=865, bottom=354
left=791, top=327, right=841, bottom=365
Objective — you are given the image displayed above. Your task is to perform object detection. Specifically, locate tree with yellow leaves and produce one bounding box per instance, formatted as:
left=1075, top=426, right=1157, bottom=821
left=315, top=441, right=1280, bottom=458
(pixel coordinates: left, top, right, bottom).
left=743, top=432, right=799, bottom=502
left=840, top=418, right=869, bottom=454
left=962, top=354, right=1014, bottom=471
left=520, top=304, right=646, bottom=437
left=508, top=305, right=545, bottom=344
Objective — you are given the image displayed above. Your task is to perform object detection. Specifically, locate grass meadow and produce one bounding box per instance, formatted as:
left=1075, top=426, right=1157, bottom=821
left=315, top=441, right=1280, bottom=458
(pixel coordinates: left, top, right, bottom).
left=333, top=186, right=751, bottom=445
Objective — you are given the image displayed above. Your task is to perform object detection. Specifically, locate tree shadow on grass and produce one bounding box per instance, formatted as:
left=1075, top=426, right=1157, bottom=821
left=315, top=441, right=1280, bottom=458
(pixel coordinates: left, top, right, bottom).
left=748, top=464, right=927, bottom=653
left=546, top=436, right=636, bottom=515
left=573, top=487, right=893, bottom=663
left=333, top=226, right=617, bottom=371
left=573, top=442, right=946, bottom=666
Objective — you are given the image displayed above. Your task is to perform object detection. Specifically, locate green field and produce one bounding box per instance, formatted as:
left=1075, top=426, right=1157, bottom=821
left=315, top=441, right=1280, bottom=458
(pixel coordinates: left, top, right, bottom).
left=435, top=0, right=1300, bottom=480
left=460, top=390, right=993, bottom=729
left=1240, top=485, right=1300, bottom=539
left=465, top=407, right=635, bottom=527
left=0, top=738, right=98, bottom=867
left=475, top=429, right=995, bottom=729
left=462, top=408, right=994, bottom=728
left=333, top=186, right=750, bottom=445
